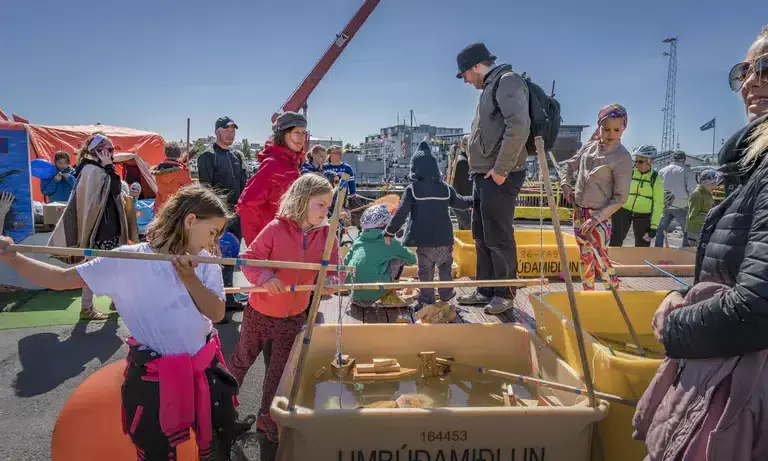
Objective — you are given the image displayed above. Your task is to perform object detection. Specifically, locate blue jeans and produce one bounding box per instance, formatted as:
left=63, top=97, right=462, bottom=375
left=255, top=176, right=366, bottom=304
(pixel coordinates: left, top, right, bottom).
left=654, top=207, right=689, bottom=248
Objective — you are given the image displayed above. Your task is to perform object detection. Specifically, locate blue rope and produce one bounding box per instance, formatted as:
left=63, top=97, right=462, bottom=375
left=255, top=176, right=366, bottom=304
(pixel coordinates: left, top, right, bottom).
left=83, top=249, right=94, bottom=257
left=321, top=260, right=329, bottom=267
left=643, top=260, right=690, bottom=287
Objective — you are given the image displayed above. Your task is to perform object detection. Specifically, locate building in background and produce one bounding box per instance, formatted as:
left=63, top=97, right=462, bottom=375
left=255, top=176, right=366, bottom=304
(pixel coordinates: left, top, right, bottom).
left=361, top=124, right=463, bottom=161
left=310, top=137, right=345, bottom=150
left=552, top=124, right=590, bottom=163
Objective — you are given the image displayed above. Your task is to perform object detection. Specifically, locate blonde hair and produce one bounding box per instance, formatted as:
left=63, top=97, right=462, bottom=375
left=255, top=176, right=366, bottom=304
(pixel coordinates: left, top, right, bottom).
left=146, top=183, right=232, bottom=255
left=741, top=121, right=768, bottom=170
left=308, top=144, right=327, bottom=162
left=746, top=25, right=768, bottom=60
left=278, top=174, right=333, bottom=223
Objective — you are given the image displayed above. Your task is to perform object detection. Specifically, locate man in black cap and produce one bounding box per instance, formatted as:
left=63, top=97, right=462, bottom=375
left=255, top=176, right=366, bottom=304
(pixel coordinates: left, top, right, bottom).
left=197, top=116, right=248, bottom=312
left=454, top=42, right=531, bottom=315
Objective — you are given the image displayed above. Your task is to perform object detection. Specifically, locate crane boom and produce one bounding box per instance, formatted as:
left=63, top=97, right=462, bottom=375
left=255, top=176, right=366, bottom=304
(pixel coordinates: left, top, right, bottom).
left=272, top=0, right=381, bottom=123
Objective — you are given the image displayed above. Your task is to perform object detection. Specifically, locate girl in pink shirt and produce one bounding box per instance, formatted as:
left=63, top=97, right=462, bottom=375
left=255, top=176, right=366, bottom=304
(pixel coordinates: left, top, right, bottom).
left=229, top=174, right=342, bottom=442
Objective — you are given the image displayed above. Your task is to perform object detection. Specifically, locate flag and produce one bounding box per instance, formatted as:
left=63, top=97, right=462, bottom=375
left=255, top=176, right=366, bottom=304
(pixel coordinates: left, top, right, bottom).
left=12, top=114, right=29, bottom=124
left=700, top=117, right=716, bottom=131
left=0, top=108, right=8, bottom=121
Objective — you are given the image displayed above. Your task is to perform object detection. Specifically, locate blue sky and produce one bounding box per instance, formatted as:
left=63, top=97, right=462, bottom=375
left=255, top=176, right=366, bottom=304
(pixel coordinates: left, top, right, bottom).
left=3, top=0, right=765, bottom=155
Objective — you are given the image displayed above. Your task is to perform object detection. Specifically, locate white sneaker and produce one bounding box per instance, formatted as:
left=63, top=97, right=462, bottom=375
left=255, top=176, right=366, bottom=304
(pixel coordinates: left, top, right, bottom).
left=484, top=296, right=514, bottom=315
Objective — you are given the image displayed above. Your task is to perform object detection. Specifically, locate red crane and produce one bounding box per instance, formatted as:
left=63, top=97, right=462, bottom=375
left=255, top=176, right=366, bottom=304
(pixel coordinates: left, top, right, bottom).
left=271, top=0, right=382, bottom=123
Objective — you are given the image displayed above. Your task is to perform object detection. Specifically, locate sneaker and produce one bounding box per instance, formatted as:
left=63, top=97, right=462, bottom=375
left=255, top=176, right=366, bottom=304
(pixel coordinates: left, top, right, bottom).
left=456, top=291, right=491, bottom=306
left=256, top=412, right=278, bottom=443
left=80, top=309, right=109, bottom=321
left=233, top=292, right=249, bottom=303
left=484, top=296, right=514, bottom=315
left=380, top=291, right=408, bottom=308
left=440, top=290, right=457, bottom=303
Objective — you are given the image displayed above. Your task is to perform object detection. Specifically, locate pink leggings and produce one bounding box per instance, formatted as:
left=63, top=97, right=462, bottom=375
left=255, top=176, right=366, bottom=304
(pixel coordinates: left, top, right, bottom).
left=228, top=308, right=306, bottom=415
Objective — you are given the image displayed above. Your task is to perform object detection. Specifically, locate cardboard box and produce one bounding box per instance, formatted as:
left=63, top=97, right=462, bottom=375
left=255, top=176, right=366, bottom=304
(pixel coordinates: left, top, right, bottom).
left=43, top=202, right=67, bottom=225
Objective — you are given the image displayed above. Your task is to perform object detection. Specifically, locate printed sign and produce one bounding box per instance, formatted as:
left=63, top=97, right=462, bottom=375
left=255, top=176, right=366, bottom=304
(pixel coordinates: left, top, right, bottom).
left=0, top=129, right=34, bottom=243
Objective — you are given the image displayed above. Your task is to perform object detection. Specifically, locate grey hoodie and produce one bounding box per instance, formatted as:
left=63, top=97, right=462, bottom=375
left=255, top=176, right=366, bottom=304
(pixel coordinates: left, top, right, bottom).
left=467, top=64, right=531, bottom=176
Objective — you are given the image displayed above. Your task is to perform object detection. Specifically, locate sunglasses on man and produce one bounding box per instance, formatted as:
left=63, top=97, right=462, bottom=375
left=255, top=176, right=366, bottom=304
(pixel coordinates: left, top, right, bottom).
left=729, top=53, right=768, bottom=92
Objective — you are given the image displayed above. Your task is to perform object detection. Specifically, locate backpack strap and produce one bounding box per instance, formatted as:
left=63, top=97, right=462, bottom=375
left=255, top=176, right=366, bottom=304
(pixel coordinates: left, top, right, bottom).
left=490, top=71, right=517, bottom=117
left=651, top=170, right=658, bottom=187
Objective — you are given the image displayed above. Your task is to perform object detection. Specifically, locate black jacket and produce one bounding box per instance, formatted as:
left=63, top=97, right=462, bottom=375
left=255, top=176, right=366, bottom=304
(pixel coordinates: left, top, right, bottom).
left=197, top=144, right=246, bottom=209
left=663, top=121, right=768, bottom=359
left=453, top=151, right=472, bottom=197
left=386, top=142, right=472, bottom=247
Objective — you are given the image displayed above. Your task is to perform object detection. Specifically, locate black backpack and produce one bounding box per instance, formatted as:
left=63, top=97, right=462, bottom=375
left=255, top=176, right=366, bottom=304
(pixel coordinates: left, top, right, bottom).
left=492, top=71, right=561, bottom=156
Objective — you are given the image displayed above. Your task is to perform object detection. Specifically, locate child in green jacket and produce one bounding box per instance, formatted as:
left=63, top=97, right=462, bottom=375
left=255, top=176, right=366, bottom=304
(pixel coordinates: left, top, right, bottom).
left=344, top=204, right=417, bottom=308
left=686, top=169, right=719, bottom=246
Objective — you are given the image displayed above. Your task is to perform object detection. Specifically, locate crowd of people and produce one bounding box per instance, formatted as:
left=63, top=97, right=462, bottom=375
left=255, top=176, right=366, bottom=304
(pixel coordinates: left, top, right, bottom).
left=0, top=24, right=766, bottom=460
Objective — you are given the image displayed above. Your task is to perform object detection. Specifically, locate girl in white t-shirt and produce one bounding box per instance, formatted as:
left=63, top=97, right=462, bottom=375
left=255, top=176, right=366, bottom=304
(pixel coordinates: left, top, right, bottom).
left=0, top=183, right=253, bottom=460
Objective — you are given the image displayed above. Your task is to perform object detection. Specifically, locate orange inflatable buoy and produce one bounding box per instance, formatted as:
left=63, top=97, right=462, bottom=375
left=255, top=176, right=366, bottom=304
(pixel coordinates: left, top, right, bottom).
left=51, top=360, right=200, bottom=461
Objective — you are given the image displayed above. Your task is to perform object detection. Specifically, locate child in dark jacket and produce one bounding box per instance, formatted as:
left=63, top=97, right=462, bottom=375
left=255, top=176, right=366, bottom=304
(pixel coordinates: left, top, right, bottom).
left=344, top=204, right=417, bottom=308
left=41, top=151, right=76, bottom=203
left=385, top=142, right=473, bottom=306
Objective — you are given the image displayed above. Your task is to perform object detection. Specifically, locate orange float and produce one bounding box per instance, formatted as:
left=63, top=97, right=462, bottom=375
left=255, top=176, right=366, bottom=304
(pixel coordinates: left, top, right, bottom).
left=51, top=360, right=200, bottom=461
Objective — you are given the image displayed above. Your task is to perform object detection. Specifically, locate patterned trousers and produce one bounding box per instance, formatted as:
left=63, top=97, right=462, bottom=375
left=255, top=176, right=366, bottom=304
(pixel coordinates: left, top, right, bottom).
left=573, top=207, right=619, bottom=291
left=228, top=308, right=306, bottom=416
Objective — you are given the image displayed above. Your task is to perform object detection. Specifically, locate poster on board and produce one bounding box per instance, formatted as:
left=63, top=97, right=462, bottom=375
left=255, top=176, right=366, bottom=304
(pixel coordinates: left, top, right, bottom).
left=0, top=129, right=34, bottom=244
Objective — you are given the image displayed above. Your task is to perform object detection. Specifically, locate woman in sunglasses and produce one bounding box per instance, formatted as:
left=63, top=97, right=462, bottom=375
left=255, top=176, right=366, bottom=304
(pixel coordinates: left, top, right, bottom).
left=48, top=133, right=130, bottom=320
left=635, top=26, right=768, bottom=459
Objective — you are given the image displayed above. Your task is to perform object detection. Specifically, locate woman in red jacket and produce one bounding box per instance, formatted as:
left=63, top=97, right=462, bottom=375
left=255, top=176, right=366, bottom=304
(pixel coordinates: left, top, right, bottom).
left=236, top=112, right=307, bottom=246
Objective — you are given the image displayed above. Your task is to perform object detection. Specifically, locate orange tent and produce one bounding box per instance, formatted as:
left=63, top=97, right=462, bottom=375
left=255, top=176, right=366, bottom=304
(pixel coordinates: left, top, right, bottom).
left=0, top=121, right=166, bottom=202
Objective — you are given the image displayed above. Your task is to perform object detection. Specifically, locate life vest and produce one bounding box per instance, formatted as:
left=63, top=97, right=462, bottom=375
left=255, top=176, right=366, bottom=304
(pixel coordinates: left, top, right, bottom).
left=623, top=168, right=659, bottom=215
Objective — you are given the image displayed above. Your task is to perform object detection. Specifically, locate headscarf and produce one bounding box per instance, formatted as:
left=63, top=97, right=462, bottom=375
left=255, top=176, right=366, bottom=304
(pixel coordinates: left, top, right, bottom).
left=589, top=104, right=628, bottom=142
left=360, top=204, right=392, bottom=230
left=87, top=134, right=111, bottom=152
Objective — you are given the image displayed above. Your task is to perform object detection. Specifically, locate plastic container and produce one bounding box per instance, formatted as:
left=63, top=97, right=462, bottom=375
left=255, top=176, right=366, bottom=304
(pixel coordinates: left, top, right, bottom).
left=530, top=291, right=666, bottom=461
left=608, top=247, right=695, bottom=277
left=272, top=324, right=609, bottom=461
left=453, top=230, right=580, bottom=278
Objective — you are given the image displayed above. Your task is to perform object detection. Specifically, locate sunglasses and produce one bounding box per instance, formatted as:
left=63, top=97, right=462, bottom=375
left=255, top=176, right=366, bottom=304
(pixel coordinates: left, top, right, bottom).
left=729, top=53, right=768, bottom=92
left=635, top=159, right=648, bottom=164
left=98, top=147, right=115, bottom=153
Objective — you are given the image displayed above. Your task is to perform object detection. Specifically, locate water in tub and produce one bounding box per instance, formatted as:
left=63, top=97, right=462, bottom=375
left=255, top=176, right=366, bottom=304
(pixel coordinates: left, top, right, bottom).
left=300, top=356, right=548, bottom=410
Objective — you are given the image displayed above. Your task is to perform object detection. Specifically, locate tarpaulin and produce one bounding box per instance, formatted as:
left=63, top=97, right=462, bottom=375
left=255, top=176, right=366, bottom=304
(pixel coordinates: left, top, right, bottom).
left=0, top=121, right=165, bottom=202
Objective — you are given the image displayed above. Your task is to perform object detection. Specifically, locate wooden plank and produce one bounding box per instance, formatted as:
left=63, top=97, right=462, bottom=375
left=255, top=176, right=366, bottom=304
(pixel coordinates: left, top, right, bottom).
left=318, top=295, right=342, bottom=325
left=344, top=303, right=365, bottom=324
left=363, top=306, right=388, bottom=324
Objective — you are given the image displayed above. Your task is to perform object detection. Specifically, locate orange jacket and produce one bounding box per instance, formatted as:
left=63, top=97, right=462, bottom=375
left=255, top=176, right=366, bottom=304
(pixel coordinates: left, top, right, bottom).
left=151, top=161, right=192, bottom=214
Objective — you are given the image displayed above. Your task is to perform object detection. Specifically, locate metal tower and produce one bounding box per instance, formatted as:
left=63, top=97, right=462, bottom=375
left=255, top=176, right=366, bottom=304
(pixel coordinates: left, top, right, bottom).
left=660, top=37, right=678, bottom=160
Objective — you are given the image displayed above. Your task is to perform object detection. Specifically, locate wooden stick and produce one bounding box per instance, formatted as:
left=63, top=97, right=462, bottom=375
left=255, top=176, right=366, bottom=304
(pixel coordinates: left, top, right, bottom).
left=436, top=358, right=635, bottom=407
left=588, top=246, right=646, bottom=357
left=275, top=182, right=348, bottom=461
left=223, top=278, right=548, bottom=294
left=534, top=136, right=597, bottom=408
left=8, top=244, right=355, bottom=273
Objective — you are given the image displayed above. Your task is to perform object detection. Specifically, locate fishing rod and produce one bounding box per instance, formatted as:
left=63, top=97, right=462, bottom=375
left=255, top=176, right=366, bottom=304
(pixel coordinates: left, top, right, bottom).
left=7, top=245, right=356, bottom=273
left=224, top=278, right=549, bottom=294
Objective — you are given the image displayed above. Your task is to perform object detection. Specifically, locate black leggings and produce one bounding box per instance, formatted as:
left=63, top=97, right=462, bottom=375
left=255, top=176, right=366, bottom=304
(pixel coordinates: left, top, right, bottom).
left=610, top=208, right=652, bottom=247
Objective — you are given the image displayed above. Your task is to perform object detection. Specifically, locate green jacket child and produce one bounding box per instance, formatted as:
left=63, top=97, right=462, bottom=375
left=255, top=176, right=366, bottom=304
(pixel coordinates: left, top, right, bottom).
left=343, top=205, right=417, bottom=303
